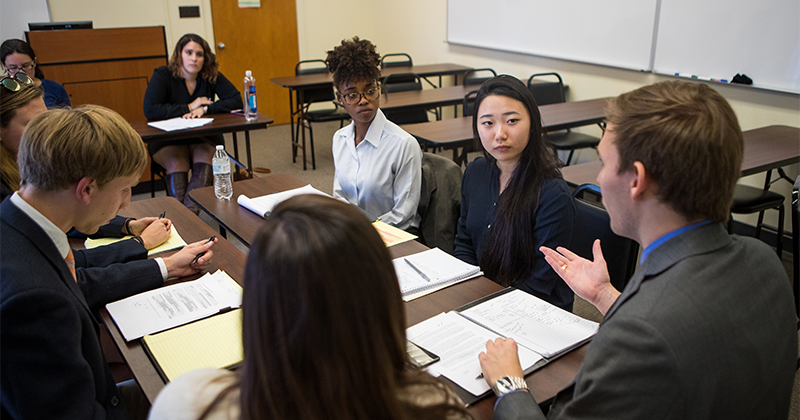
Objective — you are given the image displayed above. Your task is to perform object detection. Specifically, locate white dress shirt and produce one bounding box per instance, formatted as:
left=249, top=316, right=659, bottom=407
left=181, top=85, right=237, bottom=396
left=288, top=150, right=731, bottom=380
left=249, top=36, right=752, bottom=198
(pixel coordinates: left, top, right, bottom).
left=10, top=192, right=167, bottom=279
left=332, top=109, right=422, bottom=230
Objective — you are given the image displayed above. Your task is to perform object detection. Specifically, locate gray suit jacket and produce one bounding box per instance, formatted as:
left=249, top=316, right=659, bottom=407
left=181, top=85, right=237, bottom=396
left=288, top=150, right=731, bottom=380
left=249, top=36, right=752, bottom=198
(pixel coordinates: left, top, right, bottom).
left=495, top=223, right=797, bottom=420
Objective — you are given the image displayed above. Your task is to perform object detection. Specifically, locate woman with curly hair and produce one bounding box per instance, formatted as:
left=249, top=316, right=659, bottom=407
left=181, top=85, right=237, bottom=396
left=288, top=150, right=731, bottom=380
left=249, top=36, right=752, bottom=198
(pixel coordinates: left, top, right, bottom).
left=143, top=33, right=242, bottom=212
left=325, top=37, right=422, bottom=232
left=454, top=75, right=575, bottom=310
left=149, top=195, right=470, bottom=420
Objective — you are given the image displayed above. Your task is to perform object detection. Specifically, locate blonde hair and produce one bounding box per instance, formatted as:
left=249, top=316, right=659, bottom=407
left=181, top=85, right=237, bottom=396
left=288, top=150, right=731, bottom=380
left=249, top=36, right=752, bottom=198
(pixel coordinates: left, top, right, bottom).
left=18, top=105, right=147, bottom=190
left=1, top=82, right=44, bottom=192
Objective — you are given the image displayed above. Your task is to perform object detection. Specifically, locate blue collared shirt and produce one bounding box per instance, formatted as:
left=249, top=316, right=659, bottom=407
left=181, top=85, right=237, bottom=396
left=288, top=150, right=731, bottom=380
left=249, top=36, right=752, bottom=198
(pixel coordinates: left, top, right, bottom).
left=640, top=220, right=712, bottom=263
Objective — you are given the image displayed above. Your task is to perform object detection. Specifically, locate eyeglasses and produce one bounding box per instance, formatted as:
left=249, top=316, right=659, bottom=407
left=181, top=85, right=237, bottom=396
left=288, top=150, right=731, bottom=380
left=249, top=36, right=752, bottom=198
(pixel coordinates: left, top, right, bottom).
left=340, top=87, right=380, bottom=105
left=1, top=73, right=34, bottom=92
left=5, top=62, right=34, bottom=73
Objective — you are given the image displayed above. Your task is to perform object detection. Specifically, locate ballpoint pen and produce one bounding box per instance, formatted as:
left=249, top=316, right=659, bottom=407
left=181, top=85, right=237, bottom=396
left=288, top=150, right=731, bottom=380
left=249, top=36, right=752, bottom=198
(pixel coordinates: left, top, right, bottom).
left=404, top=258, right=431, bottom=282
left=158, top=211, right=166, bottom=219
left=192, top=236, right=216, bottom=264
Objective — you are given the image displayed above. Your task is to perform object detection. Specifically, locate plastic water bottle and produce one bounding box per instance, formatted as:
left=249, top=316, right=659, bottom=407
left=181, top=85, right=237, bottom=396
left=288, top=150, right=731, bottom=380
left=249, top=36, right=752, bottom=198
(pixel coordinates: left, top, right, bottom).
left=212, top=145, right=233, bottom=200
left=243, top=70, right=257, bottom=122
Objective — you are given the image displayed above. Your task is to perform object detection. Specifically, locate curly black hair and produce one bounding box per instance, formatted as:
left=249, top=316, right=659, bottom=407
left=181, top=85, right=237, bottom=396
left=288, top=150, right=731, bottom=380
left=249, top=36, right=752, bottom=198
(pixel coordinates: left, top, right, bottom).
left=325, top=37, right=381, bottom=90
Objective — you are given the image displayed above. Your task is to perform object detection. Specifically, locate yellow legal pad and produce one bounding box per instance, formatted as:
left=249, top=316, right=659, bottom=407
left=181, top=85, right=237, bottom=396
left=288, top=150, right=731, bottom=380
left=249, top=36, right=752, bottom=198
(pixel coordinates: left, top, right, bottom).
left=85, top=226, right=187, bottom=256
left=142, top=309, right=243, bottom=382
left=373, top=220, right=417, bottom=247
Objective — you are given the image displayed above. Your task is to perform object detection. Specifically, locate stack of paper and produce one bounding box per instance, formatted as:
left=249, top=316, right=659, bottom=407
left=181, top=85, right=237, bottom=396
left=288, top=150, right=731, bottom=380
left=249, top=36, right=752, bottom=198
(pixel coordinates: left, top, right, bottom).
left=237, top=184, right=330, bottom=218
left=394, top=248, right=482, bottom=301
left=106, top=270, right=242, bottom=341
left=372, top=220, right=417, bottom=247
left=147, top=117, right=214, bottom=132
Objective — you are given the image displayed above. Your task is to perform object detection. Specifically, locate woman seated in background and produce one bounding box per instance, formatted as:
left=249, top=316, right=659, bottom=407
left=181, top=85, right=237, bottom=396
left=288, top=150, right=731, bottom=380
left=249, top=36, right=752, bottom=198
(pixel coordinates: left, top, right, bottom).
left=1, top=38, right=71, bottom=109
left=149, top=194, right=470, bottom=420
left=325, top=37, right=422, bottom=232
left=143, top=33, right=242, bottom=213
left=454, top=75, right=576, bottom=310
left=1, top=74, right=170, bottom=244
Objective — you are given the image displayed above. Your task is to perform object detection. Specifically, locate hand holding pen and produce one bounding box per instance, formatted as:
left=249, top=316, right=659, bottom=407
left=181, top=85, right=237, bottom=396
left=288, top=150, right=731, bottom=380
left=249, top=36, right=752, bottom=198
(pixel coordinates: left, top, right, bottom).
left=134, top=212, right=173, bottom=249
left=162, top=236, right=217, bottom=278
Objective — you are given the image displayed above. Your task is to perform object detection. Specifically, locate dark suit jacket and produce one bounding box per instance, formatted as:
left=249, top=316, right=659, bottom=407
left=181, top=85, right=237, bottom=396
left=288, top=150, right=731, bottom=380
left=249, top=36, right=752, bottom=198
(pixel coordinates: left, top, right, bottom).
left=0, top=199, right=162, bottom=419
left=495, top=223, right=797, bottom=420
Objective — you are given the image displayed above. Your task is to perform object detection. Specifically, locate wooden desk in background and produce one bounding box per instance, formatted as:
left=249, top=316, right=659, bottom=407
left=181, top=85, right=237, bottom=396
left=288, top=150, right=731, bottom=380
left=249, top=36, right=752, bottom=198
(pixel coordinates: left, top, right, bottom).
left=98, top=196, right=247, bottom=403
left=403, top=97, right=611, bottom=166
left=561, top=125, right=800, bottom=187
left=130, top=113, right=274, bottom=186
left=271, top=63, right=472, bottom=169
left=188, top=174, right=587, bottom=418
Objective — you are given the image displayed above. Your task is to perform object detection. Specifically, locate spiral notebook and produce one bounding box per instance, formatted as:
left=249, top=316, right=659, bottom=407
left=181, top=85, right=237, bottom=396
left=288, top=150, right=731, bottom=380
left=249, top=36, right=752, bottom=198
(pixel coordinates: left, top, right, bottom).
left=393, top=248, right=483, bottom=301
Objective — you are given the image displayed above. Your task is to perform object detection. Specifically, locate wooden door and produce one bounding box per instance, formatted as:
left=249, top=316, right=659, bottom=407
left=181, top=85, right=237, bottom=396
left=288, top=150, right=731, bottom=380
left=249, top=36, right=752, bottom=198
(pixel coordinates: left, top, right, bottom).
left=210, top=0, right=298, bottom=124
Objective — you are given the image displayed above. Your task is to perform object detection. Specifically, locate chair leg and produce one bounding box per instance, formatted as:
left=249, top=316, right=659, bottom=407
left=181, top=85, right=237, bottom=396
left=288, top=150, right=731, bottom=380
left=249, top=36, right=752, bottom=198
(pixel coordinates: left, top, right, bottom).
left=565, top=149, right=576, bottom=166
left=755, top=209, right=766, bottom=238
left=308, top=122, right=316, bottom=170
left=776, top=204, right=784, bottom=257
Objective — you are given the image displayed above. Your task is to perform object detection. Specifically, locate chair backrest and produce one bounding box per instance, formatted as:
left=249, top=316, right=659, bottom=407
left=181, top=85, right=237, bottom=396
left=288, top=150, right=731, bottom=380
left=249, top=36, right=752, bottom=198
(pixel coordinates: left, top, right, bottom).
left=418, top=152, right=462, bottom=254
left=382, top=73, right=429, bottom=125
left=527, top=72, right=566, bottom=106
left=463, top=90, right=479, bottom=117
left=294, top=59, right=335, bottom=105
left=381, top=53, right=413, bottom=68
left=463, top=68, right=497, bottom=86
left=571, top=184, right=639, bottom=292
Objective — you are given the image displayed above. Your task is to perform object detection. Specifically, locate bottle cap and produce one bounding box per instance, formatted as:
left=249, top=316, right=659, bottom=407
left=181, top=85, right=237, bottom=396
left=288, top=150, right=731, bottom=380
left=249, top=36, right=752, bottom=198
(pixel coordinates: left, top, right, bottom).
left=216, top=145, right=224, bottom=150
left=245, top=70, right=252, bottom=77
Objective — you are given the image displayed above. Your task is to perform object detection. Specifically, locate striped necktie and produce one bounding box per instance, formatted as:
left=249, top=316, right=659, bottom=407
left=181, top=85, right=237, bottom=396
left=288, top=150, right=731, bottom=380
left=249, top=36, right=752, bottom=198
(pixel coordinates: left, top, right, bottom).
left=65, top=248, right=77, bottom=282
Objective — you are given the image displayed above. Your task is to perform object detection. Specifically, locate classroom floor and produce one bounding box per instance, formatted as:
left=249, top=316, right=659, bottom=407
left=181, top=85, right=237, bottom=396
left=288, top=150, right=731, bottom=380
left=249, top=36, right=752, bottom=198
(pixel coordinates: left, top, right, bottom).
left=132, top=120, right=798, bottom=419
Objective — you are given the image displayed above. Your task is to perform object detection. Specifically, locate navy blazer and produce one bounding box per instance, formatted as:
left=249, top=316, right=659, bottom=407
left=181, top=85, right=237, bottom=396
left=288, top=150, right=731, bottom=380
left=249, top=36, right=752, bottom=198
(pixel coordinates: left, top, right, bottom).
left=0, top=199, right=161, bottom=419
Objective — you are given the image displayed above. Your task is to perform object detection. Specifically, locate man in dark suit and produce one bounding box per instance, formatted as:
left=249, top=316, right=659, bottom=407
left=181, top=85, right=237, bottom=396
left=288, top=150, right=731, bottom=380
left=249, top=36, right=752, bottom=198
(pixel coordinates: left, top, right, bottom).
left=478, top=81, right=797, bottom=419
left=0, top=105, right=217, bottom=419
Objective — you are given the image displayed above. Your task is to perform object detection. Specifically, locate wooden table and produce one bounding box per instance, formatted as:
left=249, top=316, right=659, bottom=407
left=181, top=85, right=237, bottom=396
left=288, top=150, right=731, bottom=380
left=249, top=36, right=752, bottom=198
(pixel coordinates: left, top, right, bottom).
left=189, top=174, right=587, bottom=416
left=271, top=63, right=472, bottom=170
left=98, top=196, right=248, bottom=403
left=131, top=113, right=274, bottom=181
left=402, top=97, right=611, bottom=166
left=561, top=125, right=800, bottom=187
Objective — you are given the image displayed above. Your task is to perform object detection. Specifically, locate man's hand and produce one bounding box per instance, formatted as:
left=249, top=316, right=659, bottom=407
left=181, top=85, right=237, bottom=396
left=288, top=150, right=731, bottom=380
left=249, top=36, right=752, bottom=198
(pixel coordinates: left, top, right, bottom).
left=540, top=239, right=620, bottom=315
left=162, top=237, right=216, bottom=278
left=130, top=218, right=173, bottom=249
left=478, top=338, right=525, bottom=386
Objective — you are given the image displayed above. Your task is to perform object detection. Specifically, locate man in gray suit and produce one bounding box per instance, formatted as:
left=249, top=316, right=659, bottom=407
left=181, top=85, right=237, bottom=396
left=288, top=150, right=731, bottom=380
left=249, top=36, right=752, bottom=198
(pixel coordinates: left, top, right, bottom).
left=478, top=81, right=797, bottom=420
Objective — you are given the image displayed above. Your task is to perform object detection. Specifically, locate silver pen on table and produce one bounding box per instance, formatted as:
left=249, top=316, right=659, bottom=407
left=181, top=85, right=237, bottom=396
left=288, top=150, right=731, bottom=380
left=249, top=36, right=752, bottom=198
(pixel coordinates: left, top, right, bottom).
left=404, top=258, right=431, bottom=282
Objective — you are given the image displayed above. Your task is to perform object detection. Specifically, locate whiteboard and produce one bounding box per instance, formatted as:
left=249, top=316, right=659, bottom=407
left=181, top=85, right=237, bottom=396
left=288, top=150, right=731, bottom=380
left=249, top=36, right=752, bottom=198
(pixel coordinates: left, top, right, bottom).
left=653, top=0, right=800, bottom=93
left=447, top=0, right=659, bottom=71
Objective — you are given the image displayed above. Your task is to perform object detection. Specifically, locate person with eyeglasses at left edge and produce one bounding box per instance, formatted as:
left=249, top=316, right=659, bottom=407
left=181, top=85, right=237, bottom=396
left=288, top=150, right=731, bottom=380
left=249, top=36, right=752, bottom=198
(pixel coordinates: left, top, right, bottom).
left=325, top=37, right=422, bottom=234
left=1, top=39, right=71, bottom=109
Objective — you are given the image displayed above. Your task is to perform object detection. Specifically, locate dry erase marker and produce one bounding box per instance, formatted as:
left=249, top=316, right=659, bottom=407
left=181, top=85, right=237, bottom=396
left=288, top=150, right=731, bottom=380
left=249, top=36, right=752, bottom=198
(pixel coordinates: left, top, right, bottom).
left=191, top=236, right=216, bottom=264
left=404, top=258, right=431, bottom=282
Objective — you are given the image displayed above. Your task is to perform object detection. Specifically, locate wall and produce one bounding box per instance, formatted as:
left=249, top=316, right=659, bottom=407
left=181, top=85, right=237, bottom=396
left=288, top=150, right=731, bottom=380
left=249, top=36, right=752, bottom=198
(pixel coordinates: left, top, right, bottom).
left=296, top=0, right=799, bottom=230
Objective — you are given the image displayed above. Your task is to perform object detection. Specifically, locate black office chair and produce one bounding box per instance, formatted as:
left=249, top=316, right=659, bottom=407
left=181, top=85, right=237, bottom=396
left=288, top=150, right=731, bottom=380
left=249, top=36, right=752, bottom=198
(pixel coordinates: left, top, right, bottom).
left=728, top=181, right=786, bottom=257
left=381, top=53, right=413, bottom=68
left=462, top=90, right=479, bottom=117
left=528, top=73, right=601, bottom=166
left=292, top=60, right=350, bottom=170
left=572, top=184, right=639, bottom=292
left=462, top=68, right=496, bottom=87
left=382, top=73, right=432, bottom=125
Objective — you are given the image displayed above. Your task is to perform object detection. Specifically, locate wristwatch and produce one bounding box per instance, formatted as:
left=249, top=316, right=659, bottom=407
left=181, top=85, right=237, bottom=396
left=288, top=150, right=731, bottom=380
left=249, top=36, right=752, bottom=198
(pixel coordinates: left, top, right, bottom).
left=492, top=376, right=529, bottom=397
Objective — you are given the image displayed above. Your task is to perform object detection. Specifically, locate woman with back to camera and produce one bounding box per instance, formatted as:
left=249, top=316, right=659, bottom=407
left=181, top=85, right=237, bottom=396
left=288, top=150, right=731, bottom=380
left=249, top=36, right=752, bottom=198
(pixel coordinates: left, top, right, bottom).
left=326, top=37, right=422, bottom=232
left=1, top=38, right=71, bottom=108
left=454, top=75, right=575, bottom=310
left=143, top=33, right=242, bottom=213
left=149, top=194, right=470, bottom=420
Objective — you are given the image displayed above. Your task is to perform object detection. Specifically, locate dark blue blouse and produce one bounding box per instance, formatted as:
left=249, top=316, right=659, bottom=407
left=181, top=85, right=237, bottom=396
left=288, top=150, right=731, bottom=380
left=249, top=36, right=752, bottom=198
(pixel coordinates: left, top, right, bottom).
left=454, top=157, right=576, bottom=310
left=40, top=78, right=71, bottom=109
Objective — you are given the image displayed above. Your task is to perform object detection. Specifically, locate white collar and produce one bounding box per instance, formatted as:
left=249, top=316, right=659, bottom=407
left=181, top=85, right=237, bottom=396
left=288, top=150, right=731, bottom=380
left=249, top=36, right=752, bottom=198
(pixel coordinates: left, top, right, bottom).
left=10, top=192, right=70, bottom=259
